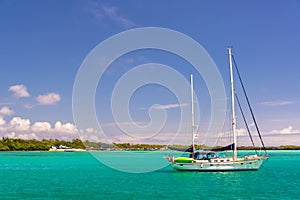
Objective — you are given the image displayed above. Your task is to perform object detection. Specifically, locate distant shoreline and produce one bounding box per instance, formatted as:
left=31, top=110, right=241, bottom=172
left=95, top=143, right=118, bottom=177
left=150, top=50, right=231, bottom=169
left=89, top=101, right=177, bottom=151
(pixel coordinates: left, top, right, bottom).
left=0, top=138, right=299, bottom=151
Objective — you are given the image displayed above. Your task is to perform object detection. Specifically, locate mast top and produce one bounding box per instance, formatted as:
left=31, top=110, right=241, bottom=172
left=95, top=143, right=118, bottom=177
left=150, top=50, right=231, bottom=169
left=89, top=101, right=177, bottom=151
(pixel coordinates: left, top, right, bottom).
left=228, top=47, right=233, bottom=55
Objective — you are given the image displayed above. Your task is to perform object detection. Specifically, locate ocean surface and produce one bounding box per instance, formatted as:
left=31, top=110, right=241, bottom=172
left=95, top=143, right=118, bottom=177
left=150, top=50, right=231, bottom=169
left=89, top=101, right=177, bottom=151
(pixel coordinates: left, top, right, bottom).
left=0, top=150, right=299, bottom=200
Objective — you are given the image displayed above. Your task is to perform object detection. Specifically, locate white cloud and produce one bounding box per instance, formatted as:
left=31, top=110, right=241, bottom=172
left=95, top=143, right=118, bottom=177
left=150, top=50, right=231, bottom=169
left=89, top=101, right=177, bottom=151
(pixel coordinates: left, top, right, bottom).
left=79, top=128, right=106, bottom=143
left=32, top=122, right=52, bottom=132
left=80, top=134, right=101, bottom=142
left=216, top=128, right=248, bottom=138
left=37, top=93, right=61, bottom=105
left=152, top=103, right=188, bottom=110
left=102, top=121, right=146, bottom=127
left=0, top=106, right=15, bottom=116
left=110, top=131, right=191, bottom=145
left=5, top=132, right=16, bottom=138
left=4, top=131, right=39, bottom=140
left=0, top=113, right=298, bottom=145
left=208, top=124, right=300, bottom=146
left=86, top=2, right=136, bottom=28
left=10, top=117, right=31, bottom=131
left=86, top=128, right=95, bottom=133
left=54, top=121, right=77, bottom=134
left=102, top=5, right=135, bottom=28
left=236, top=128, right=247, bottom=136
left=24, top=103, right=34, bottom=109
left=0, top=117, right=6, bottom=127
left=9, top=84, right=30, bottom=98
left=269, top=126, right=300, bottom=134
left=0, top=117, right=82, bottom=140
left=18, top=133, right=38, bottom=140
left=263, top=133, right=300, bottom=146
left=260, top=100, right=295, bottom=106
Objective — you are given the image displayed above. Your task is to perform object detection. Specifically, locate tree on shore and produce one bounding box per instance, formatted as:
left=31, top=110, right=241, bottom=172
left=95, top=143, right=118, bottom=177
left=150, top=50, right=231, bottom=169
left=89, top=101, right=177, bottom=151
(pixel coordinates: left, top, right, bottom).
left=0, top=137, right=85, bottom=151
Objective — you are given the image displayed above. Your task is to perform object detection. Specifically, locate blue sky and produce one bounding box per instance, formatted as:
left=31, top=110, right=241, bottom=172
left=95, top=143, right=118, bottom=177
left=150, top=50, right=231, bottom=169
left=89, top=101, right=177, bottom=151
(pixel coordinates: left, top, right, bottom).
left=0, top=0, right=300, bottom=146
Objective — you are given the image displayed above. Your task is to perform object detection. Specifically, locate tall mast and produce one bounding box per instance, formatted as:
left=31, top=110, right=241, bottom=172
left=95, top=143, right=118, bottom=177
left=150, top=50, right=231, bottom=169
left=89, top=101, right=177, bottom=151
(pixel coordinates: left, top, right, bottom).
left=190, top=74, right=195, bottom=152
left=228, top=48, right=237, bottom=160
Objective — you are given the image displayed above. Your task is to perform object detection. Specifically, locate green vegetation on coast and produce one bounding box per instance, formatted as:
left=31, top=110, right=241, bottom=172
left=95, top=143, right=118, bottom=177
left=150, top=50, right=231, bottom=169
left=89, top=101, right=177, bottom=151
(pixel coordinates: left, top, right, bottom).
left=0, top=138, right=299, bottom=151
left=0, top=138, right=85, bottom=151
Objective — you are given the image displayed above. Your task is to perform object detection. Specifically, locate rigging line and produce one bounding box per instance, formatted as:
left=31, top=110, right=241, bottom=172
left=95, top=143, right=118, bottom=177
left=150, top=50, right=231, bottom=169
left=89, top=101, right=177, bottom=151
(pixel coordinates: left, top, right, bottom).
left=235, top=92, right=257, bottom=154
left=232, top=55, right=267, bottom=154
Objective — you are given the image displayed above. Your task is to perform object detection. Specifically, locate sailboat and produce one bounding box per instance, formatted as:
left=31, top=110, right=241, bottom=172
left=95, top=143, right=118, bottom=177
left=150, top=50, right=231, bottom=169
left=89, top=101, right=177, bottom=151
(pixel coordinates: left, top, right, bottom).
left=167, top=48, right=268, bottom=171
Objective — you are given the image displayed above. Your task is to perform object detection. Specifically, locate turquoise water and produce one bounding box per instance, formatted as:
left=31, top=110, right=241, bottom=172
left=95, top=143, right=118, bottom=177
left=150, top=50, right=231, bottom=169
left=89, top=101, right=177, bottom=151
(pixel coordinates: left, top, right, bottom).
left=0, top=151, right=299, bottom=200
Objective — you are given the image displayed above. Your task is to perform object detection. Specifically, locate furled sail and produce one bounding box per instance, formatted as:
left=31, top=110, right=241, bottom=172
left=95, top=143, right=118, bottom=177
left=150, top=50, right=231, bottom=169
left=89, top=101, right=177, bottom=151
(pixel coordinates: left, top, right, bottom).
left=168, top=146, right=194, bottom=152
left=211, top=143, right=234, bottom=152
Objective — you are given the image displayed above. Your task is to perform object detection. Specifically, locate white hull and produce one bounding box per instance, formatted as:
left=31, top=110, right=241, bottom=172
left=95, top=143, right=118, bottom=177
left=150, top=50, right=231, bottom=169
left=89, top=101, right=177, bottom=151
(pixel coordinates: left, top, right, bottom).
left=171, top=158, right=265, bottom=171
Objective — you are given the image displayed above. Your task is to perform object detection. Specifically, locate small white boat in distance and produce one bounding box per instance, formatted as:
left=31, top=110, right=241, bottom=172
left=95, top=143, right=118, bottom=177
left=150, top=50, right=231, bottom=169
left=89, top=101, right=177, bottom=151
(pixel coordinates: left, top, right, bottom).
left=49, top=145, right=86, bottom=152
